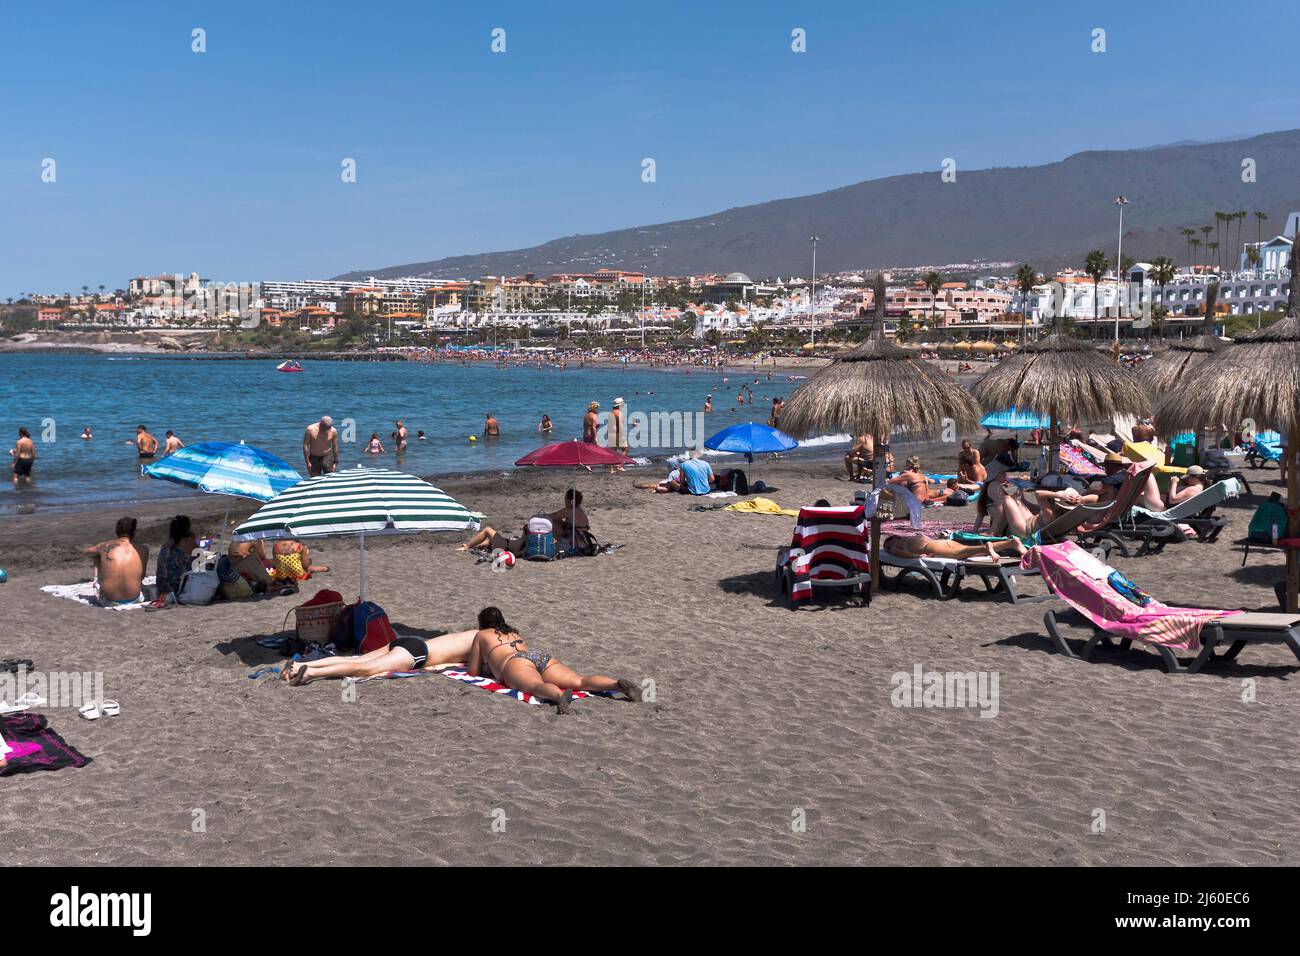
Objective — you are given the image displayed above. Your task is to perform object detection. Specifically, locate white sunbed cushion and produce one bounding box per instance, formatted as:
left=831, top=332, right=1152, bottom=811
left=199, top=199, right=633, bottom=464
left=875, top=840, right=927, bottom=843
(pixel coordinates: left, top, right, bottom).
left=1064, top=547, right=1113, bottom=581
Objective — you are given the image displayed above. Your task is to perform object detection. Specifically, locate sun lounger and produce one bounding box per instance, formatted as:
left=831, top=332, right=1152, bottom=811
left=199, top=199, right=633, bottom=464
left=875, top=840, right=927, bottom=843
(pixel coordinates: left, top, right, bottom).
left=1121, top=477, right=1241, bottom=550
left=1034, top=461, right=1155, bottom=558
left=1245, top=433, right=1285, bottom=470
left=878, top=549, right=1048, bottom=604
left=1026, top=541, right=1300, bottom=673
left=774, top=505, right=871, bottom=608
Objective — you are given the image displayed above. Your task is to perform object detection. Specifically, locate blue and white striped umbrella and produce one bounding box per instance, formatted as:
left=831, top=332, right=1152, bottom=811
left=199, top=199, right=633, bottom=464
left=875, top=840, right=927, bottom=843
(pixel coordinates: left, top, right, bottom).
left=980, top=407, right=1053, bottom=430
left=142, top=441, right=302, bottom=502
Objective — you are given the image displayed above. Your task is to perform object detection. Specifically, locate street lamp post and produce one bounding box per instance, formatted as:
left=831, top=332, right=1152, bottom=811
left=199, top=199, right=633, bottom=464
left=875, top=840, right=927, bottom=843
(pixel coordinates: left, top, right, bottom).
left=809, top=235, right=820, bottom=348
left=1114, top=195, right=1129, bottom=343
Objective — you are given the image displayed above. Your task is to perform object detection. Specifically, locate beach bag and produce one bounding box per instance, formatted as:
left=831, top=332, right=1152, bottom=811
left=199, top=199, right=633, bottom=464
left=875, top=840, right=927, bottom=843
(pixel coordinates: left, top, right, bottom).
left=290, top=589, right=345, bottom=649
left=523, top=515, right=556, bottom=561
left=1248, top=497, right=1289, bottom=543
left=716, top=468, right=750, bottom=495
left=177, top=569, right=220, bottom=606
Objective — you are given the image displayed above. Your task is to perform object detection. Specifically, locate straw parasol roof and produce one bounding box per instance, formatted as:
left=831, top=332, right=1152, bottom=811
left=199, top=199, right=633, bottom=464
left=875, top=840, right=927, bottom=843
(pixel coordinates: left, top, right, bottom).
left=778, top=273, right=982, bottom=591
left=1155, top=245, right=1300, bottom=610
left=970, top=332, right=1150, bottom=428
left=1140, top=333, right=1223, bottom=396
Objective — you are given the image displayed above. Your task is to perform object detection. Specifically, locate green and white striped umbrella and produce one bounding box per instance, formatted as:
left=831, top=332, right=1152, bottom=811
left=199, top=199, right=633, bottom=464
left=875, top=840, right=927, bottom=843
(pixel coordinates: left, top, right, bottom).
left=233, top=467, right=479, bottom=600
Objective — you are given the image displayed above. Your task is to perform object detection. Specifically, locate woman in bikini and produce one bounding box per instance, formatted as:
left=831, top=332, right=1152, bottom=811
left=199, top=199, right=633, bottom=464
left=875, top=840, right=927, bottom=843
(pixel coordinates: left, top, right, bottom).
left=282, top=628, right=480, bottom=685
left=466, top=607, right=640, bottom=714
left=884, top=534, right=1027, bottom=563
left=957, top=439, right=986, bottom=485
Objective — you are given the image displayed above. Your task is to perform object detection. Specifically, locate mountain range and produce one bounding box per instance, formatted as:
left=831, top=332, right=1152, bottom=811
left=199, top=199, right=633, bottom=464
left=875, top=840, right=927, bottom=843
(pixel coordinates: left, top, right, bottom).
left=337, top=129, right=1300, bottom=281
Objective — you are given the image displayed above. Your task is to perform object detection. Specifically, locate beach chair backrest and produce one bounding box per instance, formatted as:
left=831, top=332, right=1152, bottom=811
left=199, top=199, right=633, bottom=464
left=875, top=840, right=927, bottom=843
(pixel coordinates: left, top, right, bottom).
left=1081, top=462, right=1154, bottom=532
left=791, top=505, right=868, bottom=556
left=1159, top=478, right=1236, bottom=521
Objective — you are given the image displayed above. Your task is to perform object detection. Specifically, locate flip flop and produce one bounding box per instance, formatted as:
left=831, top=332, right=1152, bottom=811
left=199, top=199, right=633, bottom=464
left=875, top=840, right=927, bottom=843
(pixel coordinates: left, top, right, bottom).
left=101, top=700, right=120, bottom=717
left=79, top=702, right=102, bottom=720
left=14, top=692, right=46, bottom=707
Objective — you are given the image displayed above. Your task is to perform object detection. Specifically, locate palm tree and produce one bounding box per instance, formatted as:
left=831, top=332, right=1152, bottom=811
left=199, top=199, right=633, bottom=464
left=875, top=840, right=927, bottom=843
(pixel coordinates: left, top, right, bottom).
left=1208, top=241, right=1219, bottom=270
left=1014, top=263, right=1037, bottom=343
left=1149, top=255, right=1176, bottom=340
left=1234, top=211, right=1247, bottom=273
left=1214, top=212, right=1228, bottom=269
left=1180, top=227, right=1196, bottom=264
left=1199, top=225, right=1213, bottom=269
left=1190, top=237, right=1202, bottom=266
left=922, top=271, right=943, bottom=326
left=1254, top=210, right=1269, bottom=273
left=1084, top=249, right=1110, bottom=333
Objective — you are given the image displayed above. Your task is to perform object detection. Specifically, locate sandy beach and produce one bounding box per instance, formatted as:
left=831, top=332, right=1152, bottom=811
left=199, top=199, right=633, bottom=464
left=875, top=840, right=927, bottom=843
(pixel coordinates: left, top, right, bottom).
left=2, top=445, right=1296, bottom=867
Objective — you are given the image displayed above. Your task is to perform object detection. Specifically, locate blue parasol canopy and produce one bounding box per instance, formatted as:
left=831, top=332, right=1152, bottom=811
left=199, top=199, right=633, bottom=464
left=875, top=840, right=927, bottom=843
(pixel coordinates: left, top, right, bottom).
left=142, top=440, right=302, bottom=502
left=980, top=407, right=1053, bottom=430
left=704, top=422, right=799, bottom=455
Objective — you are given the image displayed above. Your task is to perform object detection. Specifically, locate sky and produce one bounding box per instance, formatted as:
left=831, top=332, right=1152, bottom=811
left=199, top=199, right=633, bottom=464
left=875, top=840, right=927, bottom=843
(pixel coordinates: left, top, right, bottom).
left=2, top=0, right=1298, bottom=298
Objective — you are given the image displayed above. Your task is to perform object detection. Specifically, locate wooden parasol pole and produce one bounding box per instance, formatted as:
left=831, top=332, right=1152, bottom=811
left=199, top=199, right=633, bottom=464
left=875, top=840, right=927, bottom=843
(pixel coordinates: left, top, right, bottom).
left=1288, top=423, right=1299, bottom=613
left=870, top=431, right=886, bottom=593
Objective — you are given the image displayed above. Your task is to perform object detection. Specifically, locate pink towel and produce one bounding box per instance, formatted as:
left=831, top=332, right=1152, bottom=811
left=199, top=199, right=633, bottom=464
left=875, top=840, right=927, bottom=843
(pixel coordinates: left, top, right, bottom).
left=1024, top=541, right=1239, bottom=651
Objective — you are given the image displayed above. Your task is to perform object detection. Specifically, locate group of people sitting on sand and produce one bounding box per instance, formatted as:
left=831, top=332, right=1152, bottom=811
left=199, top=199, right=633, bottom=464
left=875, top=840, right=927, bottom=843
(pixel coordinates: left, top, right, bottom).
left=634, top=449, right=749, bottom=496
left=458, top=489, right=594, bottom=556
left=280, top=606, right=641, bottom=715
left=82, top=515, right=327, bottom=606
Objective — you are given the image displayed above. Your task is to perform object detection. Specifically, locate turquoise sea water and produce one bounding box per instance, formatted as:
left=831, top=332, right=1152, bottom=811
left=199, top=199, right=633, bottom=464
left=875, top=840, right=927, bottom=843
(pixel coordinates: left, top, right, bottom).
left=0, top=354, right=823, bottom=514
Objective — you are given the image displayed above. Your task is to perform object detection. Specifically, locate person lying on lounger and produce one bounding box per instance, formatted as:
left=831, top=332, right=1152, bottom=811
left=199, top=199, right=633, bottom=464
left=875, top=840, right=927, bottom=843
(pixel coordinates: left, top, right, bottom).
left=884, top=534, right=1027, bottom=563
left=1166, top=466, right=1207, bottom=507
left=282, top=628, right=479, bottom=685
left=465, top=606, right=641, bottom=714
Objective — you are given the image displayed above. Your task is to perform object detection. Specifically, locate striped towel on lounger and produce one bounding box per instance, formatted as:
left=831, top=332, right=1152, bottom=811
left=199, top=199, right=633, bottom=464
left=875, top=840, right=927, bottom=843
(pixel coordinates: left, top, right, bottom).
left=786, top=505, right=869, bottom=603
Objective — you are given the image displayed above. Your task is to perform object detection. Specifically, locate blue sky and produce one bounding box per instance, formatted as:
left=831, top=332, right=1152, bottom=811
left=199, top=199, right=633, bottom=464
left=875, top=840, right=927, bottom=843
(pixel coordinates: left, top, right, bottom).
left=2, top=0, right=1298, bottom=297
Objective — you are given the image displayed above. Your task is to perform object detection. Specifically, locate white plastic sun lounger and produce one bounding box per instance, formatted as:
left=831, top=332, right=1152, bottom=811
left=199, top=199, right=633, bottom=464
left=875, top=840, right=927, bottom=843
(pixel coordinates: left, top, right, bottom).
left=878, top=550, right=1048, bottom=604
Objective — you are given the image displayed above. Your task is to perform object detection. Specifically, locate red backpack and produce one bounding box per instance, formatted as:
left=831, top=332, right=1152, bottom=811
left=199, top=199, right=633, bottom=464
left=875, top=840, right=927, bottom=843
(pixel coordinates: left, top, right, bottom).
left=329, top=600, right=397, bottom=654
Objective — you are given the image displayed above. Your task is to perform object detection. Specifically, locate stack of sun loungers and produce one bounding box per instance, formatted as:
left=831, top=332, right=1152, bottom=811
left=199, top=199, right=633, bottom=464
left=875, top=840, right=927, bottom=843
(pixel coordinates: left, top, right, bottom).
left=1026, top=540, right=1300, bottom=674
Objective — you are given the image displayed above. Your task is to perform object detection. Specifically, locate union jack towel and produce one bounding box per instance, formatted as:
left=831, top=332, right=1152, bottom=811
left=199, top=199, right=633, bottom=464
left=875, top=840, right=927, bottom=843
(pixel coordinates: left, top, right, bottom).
left=784, top=505, right=870, bottom=602
left=439, top=668, right=618, bottom=706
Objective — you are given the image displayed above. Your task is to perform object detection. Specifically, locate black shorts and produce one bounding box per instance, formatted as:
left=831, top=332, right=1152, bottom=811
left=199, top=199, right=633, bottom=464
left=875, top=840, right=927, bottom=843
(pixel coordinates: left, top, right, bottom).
left=389, top=636, right=428, bottom=669
left=13, top=458, right=32, bottom=477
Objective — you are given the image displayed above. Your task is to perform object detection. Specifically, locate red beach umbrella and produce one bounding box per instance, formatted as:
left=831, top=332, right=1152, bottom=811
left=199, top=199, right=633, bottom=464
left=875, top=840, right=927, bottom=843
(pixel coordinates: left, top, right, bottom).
left=514, top=440, right=636, bottom=551
left=514, top=440, right=636, bottom=469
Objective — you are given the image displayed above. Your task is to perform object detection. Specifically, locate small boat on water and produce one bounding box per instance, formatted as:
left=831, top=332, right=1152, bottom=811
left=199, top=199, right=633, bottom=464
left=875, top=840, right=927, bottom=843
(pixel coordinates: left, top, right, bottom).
left=276, top=360, right=304, bottom=373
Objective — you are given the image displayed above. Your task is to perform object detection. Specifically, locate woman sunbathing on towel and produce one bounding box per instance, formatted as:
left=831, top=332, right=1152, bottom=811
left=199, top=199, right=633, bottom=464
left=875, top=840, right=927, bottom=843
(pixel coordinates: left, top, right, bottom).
left=466, top=606, right=641, bottom=714
left=885, top=534, right=1027, bottom=562
left=282, top=628, right=478, bottom=685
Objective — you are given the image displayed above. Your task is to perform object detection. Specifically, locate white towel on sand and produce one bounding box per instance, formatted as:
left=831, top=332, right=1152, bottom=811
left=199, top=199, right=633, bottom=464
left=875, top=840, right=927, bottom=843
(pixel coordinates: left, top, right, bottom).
left=41, top=577, right=157, bottom=609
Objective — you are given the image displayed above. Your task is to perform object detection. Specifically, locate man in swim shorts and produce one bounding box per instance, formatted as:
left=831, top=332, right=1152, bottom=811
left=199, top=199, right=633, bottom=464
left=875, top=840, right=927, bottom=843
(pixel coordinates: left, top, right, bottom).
left=134, top=424, right=159, bottom=459
left=10, top=427, right=35, bottom=485
left=303, top=416, right=339, bottom=476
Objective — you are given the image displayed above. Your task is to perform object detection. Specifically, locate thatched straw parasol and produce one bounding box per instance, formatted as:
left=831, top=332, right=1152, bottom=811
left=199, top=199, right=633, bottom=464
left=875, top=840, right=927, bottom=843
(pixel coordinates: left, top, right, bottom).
left=1155, top=285, right=1300, bottom=609
left=779, top=273, right=981, bottom=590
left=1140, top=334, right=1223, bottom=396
left=970, top=332, right=1150, bottom=473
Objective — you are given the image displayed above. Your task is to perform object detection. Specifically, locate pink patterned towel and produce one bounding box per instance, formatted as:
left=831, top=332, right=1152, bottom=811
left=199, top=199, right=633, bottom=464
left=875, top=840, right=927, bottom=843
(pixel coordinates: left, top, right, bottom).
left=1023, top=541, right=1240, bottom=651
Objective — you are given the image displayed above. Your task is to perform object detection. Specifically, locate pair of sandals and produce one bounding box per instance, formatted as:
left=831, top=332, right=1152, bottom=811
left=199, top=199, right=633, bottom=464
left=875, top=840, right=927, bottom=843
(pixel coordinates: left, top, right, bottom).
left=78, top=700, right=121, bottom=720
left=281, top=661, right=309, bottom=686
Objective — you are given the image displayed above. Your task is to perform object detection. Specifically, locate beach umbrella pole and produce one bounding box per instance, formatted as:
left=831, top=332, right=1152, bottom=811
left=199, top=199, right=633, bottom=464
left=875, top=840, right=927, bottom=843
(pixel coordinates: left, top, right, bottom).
left=1289, top=425, right=1299, bottom=613
left=358, top=532, right=366, bottom=603
left=870, top=431, right=885, bottom=592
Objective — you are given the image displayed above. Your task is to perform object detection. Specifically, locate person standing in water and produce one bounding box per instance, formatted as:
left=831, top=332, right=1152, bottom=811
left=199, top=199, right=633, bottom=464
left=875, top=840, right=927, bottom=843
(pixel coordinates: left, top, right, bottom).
left=583, top=402, right=600, bottom=443
left=132, top=425, right=159, bottom=459
left=393, top=420, right=409, bottom=452
left=483, top=413, right=500, bottom=437
left=163, top=430, right=184, bottom=455
left=10, top=427, right=36, bottom=485
left=607, top=397, right=629, bottom=472
left=303, top=416, right=339, bottom=476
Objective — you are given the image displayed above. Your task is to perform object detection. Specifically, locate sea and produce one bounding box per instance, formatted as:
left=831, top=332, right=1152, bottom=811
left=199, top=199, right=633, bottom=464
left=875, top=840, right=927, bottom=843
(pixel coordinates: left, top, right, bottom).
left=0, top=353, right=850, bottom=515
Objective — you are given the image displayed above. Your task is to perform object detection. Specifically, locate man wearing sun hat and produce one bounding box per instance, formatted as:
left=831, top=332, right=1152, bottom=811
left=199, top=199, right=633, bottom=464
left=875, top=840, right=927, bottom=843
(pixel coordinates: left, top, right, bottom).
left=607, top=397, right=629, bottom=473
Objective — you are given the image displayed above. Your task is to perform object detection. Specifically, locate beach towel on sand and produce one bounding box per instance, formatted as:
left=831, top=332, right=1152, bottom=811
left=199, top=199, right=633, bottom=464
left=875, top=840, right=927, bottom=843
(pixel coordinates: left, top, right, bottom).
left=0, top=713, right=91, bottom=776
left=41, top=577, right=156, bottom=609
left=344, top=665, right=627, bottom=706
left=1023, top=541, right=1239, bottom=652
left=724, top=497, right=799, bottom=517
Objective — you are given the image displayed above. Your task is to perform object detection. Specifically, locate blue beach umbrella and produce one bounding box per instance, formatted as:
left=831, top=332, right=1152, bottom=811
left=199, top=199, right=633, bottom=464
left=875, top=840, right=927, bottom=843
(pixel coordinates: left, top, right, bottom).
left=143, top=440, right=303, bottom=544
left=704, top=422, right=798, bottom=465
left=979, top=407, right=1053, bottom=431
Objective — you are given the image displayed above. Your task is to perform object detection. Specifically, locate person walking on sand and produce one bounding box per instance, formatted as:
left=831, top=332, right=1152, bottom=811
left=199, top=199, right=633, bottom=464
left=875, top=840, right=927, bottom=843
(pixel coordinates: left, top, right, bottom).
left=465, top=607, right=641, bottom=714
left=132, top=424, right=159, bottom=459
left=10, top=427, right=36, bottom=486
left=607, top=397, right=629, bottom=472
left=163, top=430, right=184, bottom=455
left=303, top=416, right=339, bottom=476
